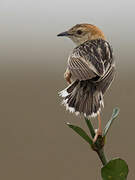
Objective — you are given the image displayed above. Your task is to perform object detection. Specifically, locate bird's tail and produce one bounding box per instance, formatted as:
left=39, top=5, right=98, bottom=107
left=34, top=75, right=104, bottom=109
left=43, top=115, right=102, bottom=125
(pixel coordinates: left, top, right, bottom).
left=59, top=80, right=104, bottom=118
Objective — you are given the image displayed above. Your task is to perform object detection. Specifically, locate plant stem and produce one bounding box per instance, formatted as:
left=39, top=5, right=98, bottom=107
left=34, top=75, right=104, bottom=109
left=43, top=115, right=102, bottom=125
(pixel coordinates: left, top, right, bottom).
left=96, top=148, right=107, bottom=166
left=85, top=118, right=95, bottom=138
left=85, top=117, right=108, bottom=166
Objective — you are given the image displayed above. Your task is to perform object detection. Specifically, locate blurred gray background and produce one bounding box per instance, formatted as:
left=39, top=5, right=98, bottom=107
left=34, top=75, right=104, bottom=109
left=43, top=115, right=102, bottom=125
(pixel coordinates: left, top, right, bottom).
left=0, top=0, right=134, bottom=179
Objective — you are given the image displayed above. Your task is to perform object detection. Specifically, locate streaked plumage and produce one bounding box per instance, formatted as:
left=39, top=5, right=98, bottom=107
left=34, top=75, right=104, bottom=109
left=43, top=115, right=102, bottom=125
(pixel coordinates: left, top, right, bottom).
left=68, top=39, right=114, bottom=81
left=57, top=23, right=115, bottom=141
left=59, top=38, right=115, bottom=117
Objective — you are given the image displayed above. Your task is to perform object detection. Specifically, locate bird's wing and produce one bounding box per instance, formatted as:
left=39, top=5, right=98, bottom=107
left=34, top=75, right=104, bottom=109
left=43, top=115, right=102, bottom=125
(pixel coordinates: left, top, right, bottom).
left=68, top=39, right=114, bottom=81
left=68, top=56, right=98, bottom=81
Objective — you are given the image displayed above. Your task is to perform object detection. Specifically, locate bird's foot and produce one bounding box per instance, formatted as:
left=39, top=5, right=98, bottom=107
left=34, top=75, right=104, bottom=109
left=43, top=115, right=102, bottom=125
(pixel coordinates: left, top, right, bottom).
left=93, top=129, right=102, bottom=143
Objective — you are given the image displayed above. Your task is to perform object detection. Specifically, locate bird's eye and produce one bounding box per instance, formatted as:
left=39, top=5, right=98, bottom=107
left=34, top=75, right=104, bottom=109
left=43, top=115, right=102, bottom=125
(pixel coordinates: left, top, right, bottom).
left=76, top=30, right=82, bottom=35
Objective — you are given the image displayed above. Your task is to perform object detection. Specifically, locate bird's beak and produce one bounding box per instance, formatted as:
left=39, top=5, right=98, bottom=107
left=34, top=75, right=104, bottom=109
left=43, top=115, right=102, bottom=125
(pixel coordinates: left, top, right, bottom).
left=57, top=31, right=70, bottom=37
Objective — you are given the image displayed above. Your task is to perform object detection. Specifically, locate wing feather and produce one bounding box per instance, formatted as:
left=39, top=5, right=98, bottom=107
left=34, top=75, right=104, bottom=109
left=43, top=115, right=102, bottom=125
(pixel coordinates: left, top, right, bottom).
left=67, top=39, right=114, bottom=81
left=68, top=56, right=97, bottom=81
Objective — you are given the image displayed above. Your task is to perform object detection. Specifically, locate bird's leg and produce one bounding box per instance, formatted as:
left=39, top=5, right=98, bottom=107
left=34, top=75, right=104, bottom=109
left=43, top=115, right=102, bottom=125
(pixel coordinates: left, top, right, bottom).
left=64, top=68, right=72, bottom=84
left=93, top=113, right=102, bottom=143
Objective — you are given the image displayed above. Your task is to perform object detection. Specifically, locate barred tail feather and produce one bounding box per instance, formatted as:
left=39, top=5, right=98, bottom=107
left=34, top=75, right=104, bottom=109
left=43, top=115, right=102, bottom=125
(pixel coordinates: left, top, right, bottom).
left=59, top=80, right=104, bottom=118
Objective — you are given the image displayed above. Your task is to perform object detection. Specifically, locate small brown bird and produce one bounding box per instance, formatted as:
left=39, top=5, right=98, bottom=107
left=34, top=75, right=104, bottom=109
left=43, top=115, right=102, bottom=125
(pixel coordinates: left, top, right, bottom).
left=57, top=24, right=115, bottom=142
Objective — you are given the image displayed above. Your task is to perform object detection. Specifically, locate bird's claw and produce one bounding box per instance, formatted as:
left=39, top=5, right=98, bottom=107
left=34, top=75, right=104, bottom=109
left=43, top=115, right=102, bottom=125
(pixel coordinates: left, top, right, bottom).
left=93, top=129, right=102, bottom=143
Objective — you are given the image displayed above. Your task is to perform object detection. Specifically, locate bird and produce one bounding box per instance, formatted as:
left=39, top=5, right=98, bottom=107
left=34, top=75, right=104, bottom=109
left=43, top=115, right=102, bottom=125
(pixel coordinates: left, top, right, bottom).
left=57, top=24, right=115, bottom=142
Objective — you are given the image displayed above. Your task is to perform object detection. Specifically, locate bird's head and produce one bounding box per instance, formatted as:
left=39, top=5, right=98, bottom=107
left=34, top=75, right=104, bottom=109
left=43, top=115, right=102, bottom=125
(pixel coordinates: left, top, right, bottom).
left=57, top=24, right=105, bottom=45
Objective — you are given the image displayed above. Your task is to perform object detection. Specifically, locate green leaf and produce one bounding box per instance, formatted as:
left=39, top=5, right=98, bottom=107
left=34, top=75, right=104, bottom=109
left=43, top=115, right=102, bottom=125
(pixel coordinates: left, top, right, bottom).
left=85, top=117, right=95, bottom=138
left=103, top=108, right=120, bottom=137
left=66, top=123, right=93, bottom=146
left=101, top=158, right=129, bottom=180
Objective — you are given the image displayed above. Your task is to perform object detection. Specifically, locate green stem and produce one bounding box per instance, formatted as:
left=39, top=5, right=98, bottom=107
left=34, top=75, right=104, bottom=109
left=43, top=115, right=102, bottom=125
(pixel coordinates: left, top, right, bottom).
left=85, top=117, right=95, bottom=138
left=85, top=117, right=108, bottom=166
left=96, top=148, right=107, bottom=166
